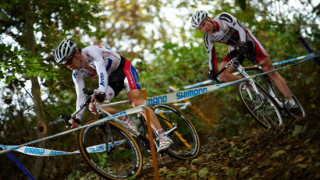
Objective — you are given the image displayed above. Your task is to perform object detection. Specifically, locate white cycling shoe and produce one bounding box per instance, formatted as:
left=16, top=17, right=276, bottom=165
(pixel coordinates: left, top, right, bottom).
left=113, top=117, right=141, bottom=136
left=127, top=117, right=141, bottom=132
left=157, top=136, right=173, bottom=152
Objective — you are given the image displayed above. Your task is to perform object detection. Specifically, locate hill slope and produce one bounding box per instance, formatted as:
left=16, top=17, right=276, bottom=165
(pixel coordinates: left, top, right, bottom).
left=139, top=110, right=320, bottom=179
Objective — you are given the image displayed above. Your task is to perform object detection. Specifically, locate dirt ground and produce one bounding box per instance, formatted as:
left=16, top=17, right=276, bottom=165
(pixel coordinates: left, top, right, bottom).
left=138, top=109, right=320, bottom=180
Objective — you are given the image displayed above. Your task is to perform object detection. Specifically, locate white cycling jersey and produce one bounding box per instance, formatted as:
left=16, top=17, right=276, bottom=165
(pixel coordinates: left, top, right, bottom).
left=72, top=45, right=122, bottom=120
left=204, top=12, right=268, bottom=72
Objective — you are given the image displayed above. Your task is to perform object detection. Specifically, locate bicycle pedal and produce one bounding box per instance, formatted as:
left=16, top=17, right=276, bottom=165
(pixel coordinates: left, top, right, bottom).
left=282, top=111, right=295, bottom=119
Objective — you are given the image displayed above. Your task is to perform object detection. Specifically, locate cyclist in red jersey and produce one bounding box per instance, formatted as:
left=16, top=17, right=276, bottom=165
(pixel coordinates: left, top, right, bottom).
left=191, top=10, right=298, bottom=109
left=54, top=38, right=173, bottom=152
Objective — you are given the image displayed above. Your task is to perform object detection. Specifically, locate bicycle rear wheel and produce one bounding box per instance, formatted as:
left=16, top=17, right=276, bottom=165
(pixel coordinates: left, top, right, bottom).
left=78, top=120, right=143, bottom=179
left=287, top=89, right=306, bottom=119
left=264, top=77, right=306, bottom=119
left=238, top=81, right=283, bottom=129
left=151, top=104, right=200, bottom=159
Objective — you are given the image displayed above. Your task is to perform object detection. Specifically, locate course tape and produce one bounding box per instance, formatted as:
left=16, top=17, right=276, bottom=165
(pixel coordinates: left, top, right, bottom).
left=184, top=51, right=320, bottom=89
left=0, top=105, right=145, bottom=155
left=0, top=55, right=316, bottom=155
left=147, top=56, right=314, bottom=106
left=0, top=139, right=127, bottom=156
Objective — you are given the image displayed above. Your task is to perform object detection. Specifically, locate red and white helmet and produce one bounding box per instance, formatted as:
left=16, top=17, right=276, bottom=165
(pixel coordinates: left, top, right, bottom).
left=191, top=10, right=208, bottom=29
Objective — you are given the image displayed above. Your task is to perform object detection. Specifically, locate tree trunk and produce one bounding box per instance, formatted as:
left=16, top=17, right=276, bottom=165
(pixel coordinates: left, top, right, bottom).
left=24, top=1, right=48, bottom=178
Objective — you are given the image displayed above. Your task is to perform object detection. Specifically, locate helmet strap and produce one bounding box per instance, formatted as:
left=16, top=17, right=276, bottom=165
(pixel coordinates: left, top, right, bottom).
left=74, top=50, right=83, bottom=70
left=79, top=58, right=83, bottom=69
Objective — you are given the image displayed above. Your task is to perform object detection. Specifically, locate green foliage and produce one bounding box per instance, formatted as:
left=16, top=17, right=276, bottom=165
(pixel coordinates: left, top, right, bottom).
left=237, top=0, right=247, bottom=11
left=139, top=41, right=208, bottom=95
left=0, top=0, right=320, bottom=179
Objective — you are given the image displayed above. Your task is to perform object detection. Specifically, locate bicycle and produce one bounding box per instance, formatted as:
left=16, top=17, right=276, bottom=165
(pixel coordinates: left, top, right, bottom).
left=60, top=89, right=200, bottom=179
left=239, top=63, right=306, bottom=121
left=214, top=54, right=305, bottom=129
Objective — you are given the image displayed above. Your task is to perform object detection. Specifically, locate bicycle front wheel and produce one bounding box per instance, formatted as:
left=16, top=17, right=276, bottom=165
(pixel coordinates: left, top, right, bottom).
left=151, top=104, right=200, bottom=159
left=78, top=120, right=143, bottom=179
left=238, top=81, right=283, bottom=129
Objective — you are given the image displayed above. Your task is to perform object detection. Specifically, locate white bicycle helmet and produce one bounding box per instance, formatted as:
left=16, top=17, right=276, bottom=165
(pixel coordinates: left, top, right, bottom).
left=191, top=10, right=208, bottom=29
left=54, top=38, right=77, bottom=64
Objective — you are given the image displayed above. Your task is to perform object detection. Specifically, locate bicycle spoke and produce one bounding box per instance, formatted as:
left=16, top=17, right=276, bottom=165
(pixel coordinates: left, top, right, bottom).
left=259, top=76, right=306, bottom=120
left=78, top=120, right=142, bottom=179
left=152, top=104, right=200, bottom=159
left=238, top=82, right=283, bottom=129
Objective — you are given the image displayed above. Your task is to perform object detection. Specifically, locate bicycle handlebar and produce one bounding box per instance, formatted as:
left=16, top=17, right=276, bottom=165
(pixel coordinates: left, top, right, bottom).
left=82, top=89, right=94, bottom=96
left=214, top=55, right=241, bottom=82
left=59, top=88, right=95, bottom=127
left=60, top=114, right=72, bottom=126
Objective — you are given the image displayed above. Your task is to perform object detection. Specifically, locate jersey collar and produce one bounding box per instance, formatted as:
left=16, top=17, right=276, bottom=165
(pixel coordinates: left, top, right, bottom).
left=212, top=20, right=220, bottom=32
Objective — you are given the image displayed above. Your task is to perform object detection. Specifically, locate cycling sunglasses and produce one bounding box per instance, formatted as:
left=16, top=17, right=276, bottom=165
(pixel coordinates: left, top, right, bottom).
left=62, top=52, right=75, bottom=65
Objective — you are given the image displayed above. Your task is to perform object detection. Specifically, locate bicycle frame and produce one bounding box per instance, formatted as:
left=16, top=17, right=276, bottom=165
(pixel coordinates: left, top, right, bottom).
left=242, top=66, right=283, bottom=108
left=63, top=89, right=191, bottom=155
left=215, top=56, right=262, bottom=100
left=59, top=91, right=137, bottom=156
left=97, top=99, right=180, bottom=141
left=215, top=56, right=284, bottom=125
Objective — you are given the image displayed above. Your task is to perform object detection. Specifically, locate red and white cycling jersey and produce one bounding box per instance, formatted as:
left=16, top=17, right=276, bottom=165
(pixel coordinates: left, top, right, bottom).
left=73, top=45, right=140, bottom=119
left=204, top=12, right=269, bottom=72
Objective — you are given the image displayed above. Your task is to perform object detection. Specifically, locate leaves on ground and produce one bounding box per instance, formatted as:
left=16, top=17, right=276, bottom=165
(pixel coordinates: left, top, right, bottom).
left=138, top=110, right=320, bottom=179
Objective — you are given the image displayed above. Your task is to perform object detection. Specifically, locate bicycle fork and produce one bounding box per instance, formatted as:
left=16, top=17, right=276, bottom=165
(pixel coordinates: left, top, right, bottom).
left=100, top=123, right=115, bottom=155
left=235, top=63, right=266, bottom=110
left=262, top=76, right=284, bottom=108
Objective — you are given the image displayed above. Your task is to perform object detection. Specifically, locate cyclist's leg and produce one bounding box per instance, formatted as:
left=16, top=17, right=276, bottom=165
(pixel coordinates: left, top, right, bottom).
left=123, top=59, right=173, bottom=150
left=127, top=89, right=162, bottom=130
left=258, top=57, right=293, bottom=100
left=247, top=36, right=293, bottom=101
left=122, top=58, right=162, bottom=130
left=98, top=85, right=130, bottom=122
left=151, top=104, right=200, bottom=159
left=218, top=58, right=242, bottom=82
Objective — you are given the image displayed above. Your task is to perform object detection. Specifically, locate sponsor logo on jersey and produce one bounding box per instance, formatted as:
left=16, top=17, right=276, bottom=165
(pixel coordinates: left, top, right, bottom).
left=99, top=73, right=105, bottom=86
left=176, top=87, right=208, bottom=100
left=73, top=71, right=77, bottom=79
left=125, top=69, right=135, bottom=89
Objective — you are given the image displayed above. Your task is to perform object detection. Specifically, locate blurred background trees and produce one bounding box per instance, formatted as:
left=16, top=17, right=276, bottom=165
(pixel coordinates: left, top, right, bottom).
left=0, top=0, right=319, bottom=179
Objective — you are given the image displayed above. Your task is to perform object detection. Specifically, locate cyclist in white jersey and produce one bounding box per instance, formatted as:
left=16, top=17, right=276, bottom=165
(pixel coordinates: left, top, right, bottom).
left=54, top=38, right=173, bottom=152
left=191, top=10, right=298, bottom=109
